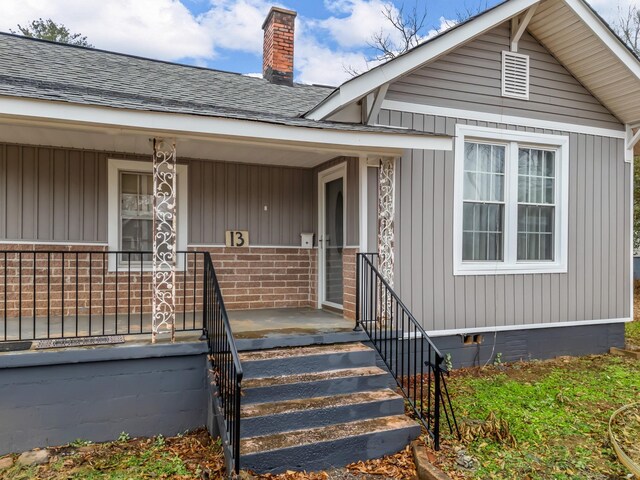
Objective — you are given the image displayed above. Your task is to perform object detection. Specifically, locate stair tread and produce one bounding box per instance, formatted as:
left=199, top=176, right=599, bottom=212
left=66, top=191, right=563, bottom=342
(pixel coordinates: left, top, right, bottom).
left=241, top=388, right=400, bottom=418
left=241, top=415, right=418, bottom=455
left=238, top=342, right=371, bottom=362
left=243, top=366, right=388, bottom=389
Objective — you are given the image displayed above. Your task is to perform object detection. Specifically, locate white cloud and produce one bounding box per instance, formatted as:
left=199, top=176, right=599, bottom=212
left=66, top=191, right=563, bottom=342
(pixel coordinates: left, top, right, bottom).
left=0, top=0, right=214, bottom=61
left=317, top=0, right=402, bottom=49
left=0, top=0, right=463, bottom=87
left=200, top=0, right=275, bottom=55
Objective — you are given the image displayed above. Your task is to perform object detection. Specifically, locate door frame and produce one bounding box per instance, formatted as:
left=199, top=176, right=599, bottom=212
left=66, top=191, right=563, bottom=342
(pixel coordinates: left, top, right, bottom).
left=317, top=162, right=348, bottom=310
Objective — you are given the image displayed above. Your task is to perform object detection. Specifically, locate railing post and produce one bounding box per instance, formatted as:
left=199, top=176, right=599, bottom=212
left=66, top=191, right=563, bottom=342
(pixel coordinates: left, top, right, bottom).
left=434, top=355, right=442, bottom=451
left=354, top=253, right=361, bottom=331
left=234, top=379, right=242, bottom=473
left=200, top=253, right=208, bottom=341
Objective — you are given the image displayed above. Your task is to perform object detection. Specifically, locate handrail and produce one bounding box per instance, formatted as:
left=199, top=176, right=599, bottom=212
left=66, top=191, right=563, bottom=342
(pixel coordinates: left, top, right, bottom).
left=203, top=252, right=243, bottom=475
left=355, top=253, right=459, bottom=449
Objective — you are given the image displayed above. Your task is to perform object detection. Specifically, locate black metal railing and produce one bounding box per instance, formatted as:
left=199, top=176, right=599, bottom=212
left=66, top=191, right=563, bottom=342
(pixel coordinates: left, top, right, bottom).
left=203, top=252, right=243, bottom=474
left=355, top=253, right=459, bottom=449
left=0, top=250, right=205, bottom=342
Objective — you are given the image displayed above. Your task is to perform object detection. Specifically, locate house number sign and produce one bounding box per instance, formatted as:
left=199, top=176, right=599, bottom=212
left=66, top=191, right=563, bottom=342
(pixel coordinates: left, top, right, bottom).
left=226, top=230, right=249, bottom=247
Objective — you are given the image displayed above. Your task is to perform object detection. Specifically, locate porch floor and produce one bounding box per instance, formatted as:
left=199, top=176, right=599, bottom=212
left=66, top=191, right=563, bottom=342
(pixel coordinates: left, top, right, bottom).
left=229, top=308, right=352, bottom=339
left=0, top=308, right=356, bottom=348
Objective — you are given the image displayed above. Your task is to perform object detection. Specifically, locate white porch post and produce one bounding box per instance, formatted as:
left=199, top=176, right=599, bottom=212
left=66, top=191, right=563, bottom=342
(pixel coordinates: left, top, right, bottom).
left=151, top=138, right=177, bottom=343
left=377, top=156, right=396, bottom=287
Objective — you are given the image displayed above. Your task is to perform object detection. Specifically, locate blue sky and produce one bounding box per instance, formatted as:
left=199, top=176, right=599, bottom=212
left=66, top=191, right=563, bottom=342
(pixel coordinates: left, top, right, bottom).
left=0, top=0, right=629, bottom=86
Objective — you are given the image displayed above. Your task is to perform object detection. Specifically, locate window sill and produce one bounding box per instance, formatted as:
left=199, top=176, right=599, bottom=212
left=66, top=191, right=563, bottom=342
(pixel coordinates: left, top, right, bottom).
left=454, top=261, right=567, bottom=276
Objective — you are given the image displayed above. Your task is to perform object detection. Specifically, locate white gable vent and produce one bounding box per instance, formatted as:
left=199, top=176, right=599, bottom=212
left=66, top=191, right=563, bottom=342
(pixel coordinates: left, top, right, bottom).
left=502, top=51, right=529, bottom=99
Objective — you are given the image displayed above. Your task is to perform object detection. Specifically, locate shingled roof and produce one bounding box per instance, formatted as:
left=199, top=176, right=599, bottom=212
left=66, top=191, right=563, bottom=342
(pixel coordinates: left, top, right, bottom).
left=0, top=31, right=334, bottom=115
left=0, top=32, right=448, bottom=137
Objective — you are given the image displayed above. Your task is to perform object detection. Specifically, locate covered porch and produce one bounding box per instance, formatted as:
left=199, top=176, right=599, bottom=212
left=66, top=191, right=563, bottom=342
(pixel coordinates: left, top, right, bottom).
left=0, top=101, right=450, bottom=348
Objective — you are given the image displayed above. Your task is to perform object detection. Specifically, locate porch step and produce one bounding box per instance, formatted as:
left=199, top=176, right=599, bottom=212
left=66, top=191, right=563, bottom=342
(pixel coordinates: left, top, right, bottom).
left=240, top=415, right=421, bottom=474
left=240, top=388, right=404, bottom=437
left=241, top=366, right=394, bottom=403
left=235, top=341, right=419, bottom=473
left=238, top=342, right=375, bottom=379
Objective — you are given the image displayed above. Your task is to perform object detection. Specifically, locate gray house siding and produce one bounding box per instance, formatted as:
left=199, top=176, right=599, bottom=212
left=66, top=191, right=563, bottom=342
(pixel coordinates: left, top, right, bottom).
left=386, top=23, right=623, bottom=131
left=0, top=143, right=109, bottom=243
left=189, top=160, right=314, bottom=246
left=0, top=143, right=321, bottom=247
left=378, top=109, right=630, bottom=331
left=376, top=21, right=630, bottom=332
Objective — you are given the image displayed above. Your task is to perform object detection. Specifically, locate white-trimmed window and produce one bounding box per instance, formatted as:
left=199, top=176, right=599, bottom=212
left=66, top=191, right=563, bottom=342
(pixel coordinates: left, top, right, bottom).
left=107, top=159, right=188, bottom=270
left=454, top=125, right=569, bottom=275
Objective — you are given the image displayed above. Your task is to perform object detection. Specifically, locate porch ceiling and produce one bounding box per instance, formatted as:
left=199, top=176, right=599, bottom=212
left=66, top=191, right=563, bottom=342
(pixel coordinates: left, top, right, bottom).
left=0, top=120, right=347, bottom=168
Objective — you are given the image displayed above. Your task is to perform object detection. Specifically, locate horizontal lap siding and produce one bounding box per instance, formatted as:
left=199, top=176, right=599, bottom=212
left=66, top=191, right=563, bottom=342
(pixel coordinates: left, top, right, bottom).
left=386, top=23, right=622, bottom=131
left=379, top=109, right=630, bottom=330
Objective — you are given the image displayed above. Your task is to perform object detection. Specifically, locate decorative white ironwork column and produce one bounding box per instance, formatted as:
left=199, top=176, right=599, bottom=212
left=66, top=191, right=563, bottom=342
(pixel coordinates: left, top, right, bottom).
left=151, top=139, right=177, bottom=343
left=378, top=157, right=395, bottom=287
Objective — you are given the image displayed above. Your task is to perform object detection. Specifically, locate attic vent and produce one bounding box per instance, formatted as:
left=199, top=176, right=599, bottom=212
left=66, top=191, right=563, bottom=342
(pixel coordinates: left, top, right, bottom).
left=502, top=51, right=529, bottom=99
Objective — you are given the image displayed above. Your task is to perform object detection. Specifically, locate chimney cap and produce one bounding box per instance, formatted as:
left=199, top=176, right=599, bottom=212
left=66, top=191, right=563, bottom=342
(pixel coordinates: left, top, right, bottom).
left=262, top=6, right=297, bottom=30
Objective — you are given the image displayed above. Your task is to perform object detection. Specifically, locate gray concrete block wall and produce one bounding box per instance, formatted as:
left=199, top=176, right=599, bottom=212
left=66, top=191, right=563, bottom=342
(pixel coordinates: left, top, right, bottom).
left=0, top=342, right=208, bottom=455
left=368, top=322, right=626, bottom=372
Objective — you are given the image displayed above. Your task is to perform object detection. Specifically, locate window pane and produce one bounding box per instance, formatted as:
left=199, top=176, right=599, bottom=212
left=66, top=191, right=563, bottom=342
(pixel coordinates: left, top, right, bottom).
left=518, top=149, right=529, bottom=175
left=492, top=145, right=505, bottom=173
left=462, top=232, right=474, bottom=261
left=527, top=233, right=539, bottom=260
left=463, top=202, right=504, bottom=261
left=517, top=206, right=555, bottom=260
left=487, top=204, right=502, bottom=232
left=120, top=172, right=154, bottom=257
left=464, top=172, right=478, bottom=200
left=544, top=178, right=554, bottom=204
left=479, top=173, right=491, bottom=200
left=530, top=149, right=543, bottom=176
left=539, top=206, right=554, bottom=233
left=464, top=142, right=477, bottom=171
left=492, top=174, right=504, bottom=201
left=478, top=144, right=492, bottom=172
left=517, top=233, right=527, bottom=260
left=463, top=203, right=474, bottom=230
left=121, top=173, right=139, bottom=194
left=544, top=151, right=555, bottom=177
left=539, top=234, right=553, bottom=260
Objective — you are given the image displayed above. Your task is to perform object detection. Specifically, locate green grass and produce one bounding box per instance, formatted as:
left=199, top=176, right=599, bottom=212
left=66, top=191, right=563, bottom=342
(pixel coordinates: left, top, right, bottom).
left=626, top=320, right=640, bottom=347
left=441, top=355, right=640, bottom=479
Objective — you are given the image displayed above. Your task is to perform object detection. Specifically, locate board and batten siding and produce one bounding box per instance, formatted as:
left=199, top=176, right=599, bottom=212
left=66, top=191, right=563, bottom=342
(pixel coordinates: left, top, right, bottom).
left=385, top=22, right=623, bottom=131
left=0, top=143, right=318, bottom=247
left=377, top=109, right=630, bottom=331
left=0, top=143, right=108, bottom=243
left=189, top=160, right=314, bottom=246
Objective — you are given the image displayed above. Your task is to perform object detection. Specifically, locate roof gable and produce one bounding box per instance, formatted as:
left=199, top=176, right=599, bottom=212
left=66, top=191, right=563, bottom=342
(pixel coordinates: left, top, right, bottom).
left=306, top=0, right=640, bottom=126
left=385, top=21, right=621, bottom=130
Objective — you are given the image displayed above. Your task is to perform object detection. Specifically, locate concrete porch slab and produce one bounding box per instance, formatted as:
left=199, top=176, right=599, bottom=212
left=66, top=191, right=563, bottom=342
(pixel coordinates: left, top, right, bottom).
left=229, top=308, right=367, bottom=351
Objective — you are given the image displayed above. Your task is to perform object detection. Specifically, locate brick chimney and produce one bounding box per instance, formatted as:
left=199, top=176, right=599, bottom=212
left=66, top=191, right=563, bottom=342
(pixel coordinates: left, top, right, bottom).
left=262, top=6, right=296, bottom=86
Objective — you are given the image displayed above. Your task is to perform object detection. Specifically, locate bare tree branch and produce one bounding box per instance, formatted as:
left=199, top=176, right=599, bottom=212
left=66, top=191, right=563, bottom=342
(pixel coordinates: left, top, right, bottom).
left=613, top=5, right=640, bottom=56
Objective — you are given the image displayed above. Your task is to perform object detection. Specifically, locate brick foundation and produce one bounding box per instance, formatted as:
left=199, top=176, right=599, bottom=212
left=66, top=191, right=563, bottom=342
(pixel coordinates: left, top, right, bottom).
left=343, top=248, right=358, bottom=321
left=0, top=244, right=318, bottom=321
left=0, top=244, right=360, bottom=325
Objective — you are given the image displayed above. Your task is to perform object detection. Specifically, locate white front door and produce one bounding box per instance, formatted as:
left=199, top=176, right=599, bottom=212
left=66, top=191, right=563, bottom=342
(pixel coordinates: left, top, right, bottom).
left=318, top=164, right=347, bottom=310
